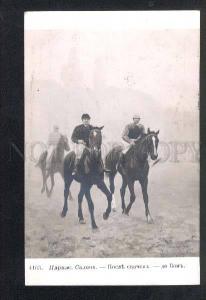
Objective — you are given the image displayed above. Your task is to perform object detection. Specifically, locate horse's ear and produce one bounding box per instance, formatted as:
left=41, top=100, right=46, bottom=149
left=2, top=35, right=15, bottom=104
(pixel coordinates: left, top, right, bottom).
left=92, top=126, right=104, bottom=130
left=156, top=130, right=160, bottom=135
left=147, top=128, right=150, bottom=134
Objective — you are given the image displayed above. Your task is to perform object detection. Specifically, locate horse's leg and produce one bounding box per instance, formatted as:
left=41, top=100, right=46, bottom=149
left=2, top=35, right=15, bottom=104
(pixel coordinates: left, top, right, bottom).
left=61, top=176, right=73, bottom=217
left=78, top=184, right=86, bottom=224
left=41, top=167, right=46, bottom=193
left=140, top=177, right=154, bottom=223
left=47, top=172, right=55, bottom=198
left=85, top=186, right=98, bottom=229
left=108, top=173, right=117, bottom=211
left=60, top=170, right=73, bottom=201
left=120, top=177, right=127, bottom=214
left=69, top=190, right=74, bottom=201
left=125, top=180, right=136, bottom=215
left=96, top=180, right=112, bottom=220
left=45, top=171, right=51, bottom=197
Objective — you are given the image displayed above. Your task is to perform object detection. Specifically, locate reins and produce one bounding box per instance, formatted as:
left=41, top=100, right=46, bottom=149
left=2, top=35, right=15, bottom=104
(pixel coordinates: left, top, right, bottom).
left=134, top=134, right=152, bottom=156
left=135, top=134, right=161, bottom=167
left=133, top=134, right=160, bottom=165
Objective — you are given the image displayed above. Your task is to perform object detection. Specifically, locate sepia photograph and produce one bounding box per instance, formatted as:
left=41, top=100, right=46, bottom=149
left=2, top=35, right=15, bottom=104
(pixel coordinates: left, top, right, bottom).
left=24, top=11, right=199, bottom=285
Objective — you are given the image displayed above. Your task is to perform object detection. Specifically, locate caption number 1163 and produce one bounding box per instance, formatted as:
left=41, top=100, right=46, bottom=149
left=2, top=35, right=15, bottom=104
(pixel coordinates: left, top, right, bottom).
left=29, top=265, right=43, bottom=271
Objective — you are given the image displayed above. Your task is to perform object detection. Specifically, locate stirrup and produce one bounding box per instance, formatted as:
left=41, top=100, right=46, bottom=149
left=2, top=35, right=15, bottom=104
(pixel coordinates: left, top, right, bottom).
left=72, top=167, right=78, bottom=176
left=119, top=153, right=125, bottom=164
left=104, top=168, right=111, bottom=173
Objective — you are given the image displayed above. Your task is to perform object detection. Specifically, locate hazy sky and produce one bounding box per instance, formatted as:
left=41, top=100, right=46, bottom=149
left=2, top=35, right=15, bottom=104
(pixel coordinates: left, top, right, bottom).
left=25, top=12, right=199, bottom=144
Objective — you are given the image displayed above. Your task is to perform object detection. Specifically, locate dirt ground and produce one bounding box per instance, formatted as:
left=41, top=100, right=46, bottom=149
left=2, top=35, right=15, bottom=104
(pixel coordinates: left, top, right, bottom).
left=25, top=161, right=199, bottom=258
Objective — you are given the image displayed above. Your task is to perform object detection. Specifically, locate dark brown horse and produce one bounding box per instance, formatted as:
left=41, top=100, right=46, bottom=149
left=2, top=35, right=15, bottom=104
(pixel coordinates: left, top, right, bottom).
left=61, top=127, right=112, bottom=229
left=36, top=134, right=73, bottom=199
left=105, top=128, right=159, bottom=222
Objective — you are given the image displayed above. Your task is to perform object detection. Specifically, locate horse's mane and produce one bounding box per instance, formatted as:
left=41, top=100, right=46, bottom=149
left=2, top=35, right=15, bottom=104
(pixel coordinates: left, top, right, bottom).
left=125, top=133, right=152, bottom=162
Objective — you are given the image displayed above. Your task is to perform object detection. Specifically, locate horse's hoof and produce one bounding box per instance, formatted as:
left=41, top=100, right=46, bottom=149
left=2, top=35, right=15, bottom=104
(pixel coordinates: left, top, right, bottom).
left=147, top=218, right=154, bottom=224
left=41, top=188, right=45, bottom=194
left=61, top=210, right=67, bottom=218
left=146, top=211, right=154, bottom=224
left=122, top=209, right=128, bottom=215
left=92, top=224, right=98, bottom=230
left=79, top=219, right=86, bottom=224
left=47, top=192, right=52, bottom=198
left=112, top=208, right=117, bottom=212
left=103, top=212, right=109, bottom=220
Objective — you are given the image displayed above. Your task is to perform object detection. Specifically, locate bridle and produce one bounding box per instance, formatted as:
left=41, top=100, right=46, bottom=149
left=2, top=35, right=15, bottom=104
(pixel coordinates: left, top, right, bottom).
left=134, top=133, right=158, bottom=157
left=88, top=130, right=102, bottom=158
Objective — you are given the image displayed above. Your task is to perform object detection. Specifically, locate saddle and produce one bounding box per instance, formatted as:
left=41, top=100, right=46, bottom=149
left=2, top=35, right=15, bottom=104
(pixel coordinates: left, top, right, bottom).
left=77, top=149, right=104, bottom=175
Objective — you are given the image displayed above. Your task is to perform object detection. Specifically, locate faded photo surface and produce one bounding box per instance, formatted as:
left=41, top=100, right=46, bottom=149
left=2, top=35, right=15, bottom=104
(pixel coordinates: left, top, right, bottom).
left=25, top=12, right=199, bottom=259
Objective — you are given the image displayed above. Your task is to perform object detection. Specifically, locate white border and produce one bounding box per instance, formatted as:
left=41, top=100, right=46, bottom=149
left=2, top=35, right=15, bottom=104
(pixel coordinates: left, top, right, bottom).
left=24, top=11, right=200, bottom=31
left=25, top=257, right=200, bottom=285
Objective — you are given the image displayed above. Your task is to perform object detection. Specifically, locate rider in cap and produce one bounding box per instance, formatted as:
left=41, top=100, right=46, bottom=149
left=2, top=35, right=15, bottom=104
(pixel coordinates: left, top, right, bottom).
left=72, top=114, right=101, bottom=175
left=120, top=114, right=145, bottom=165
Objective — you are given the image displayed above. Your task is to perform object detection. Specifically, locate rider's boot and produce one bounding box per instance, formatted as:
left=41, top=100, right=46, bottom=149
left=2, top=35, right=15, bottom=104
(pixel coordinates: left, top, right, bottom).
left=46, top=155, right=51, bottom=171
left=118, top=152, right=125, bottom=167
left=98, top=158, right=106, bottom=173
left=72, top=158, right=80, bottom=176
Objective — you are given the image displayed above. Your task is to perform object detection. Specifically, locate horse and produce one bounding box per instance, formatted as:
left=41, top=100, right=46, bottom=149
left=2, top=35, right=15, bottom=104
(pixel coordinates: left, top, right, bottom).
left=61, top=127, right=112, bottom=229
left=105, top=128, right=159, bottom=222
left=36, top=134, right=73, bottom=200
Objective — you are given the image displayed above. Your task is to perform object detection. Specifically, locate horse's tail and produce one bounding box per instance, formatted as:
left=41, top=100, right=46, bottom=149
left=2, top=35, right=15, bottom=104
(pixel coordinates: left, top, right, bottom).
left=35, top=151, right=47, bottom=168
left=63, top=151, right=76, bottom=179
left=105, top=145, right=123, bottom=176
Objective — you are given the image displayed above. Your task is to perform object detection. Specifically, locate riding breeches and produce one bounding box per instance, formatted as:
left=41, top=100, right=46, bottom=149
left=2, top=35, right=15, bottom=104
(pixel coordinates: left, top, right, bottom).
left=46, top=145, right=55, bottom=168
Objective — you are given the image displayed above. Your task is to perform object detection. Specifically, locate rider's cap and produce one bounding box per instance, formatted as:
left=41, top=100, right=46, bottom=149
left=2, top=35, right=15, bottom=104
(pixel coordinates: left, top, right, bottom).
left=133, top=114, right=140, bottom=119
left=81, top=113, right=91, bottom=120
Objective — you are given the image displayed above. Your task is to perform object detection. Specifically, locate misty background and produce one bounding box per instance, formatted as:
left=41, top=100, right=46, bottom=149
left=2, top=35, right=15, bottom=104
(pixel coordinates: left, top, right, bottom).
left=25, top=28, right=199, bottom=150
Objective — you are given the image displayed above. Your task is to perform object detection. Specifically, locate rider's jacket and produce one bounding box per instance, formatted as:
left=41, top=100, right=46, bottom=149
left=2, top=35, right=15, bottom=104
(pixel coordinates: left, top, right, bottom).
left=71, top=124, right=94, bottom=147
left=122, top=123, right=145, bottom=144
left=47, top=131, right=61, bottom=146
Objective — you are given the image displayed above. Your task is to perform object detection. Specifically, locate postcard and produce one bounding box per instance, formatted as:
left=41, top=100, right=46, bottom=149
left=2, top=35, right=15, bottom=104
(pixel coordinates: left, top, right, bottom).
left=25, top=11, right=200, bottom=285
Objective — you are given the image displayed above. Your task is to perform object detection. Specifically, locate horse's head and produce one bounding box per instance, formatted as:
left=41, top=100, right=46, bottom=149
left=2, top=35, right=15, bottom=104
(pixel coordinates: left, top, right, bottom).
left=146, top=128, right=160, bottom=160
left=58, top=135, right=70, bottom=151
left=89, top=126, right=104, bottom=160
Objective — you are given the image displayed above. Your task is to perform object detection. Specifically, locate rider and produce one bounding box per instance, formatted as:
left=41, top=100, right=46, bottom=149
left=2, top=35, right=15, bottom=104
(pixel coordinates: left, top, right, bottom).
left=71, top=113, right=95, bottom=175
left=46, top=125, right=61, bottom=170
left=120, top=114, right=145, bottom=165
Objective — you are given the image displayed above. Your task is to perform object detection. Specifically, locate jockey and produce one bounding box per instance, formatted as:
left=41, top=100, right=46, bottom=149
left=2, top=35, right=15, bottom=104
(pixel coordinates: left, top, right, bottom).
left=120, top=114, right=145, bottom=164
left=46, top=125, right=61, bottom=170
left=71, top=113, right=94, bottom=175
